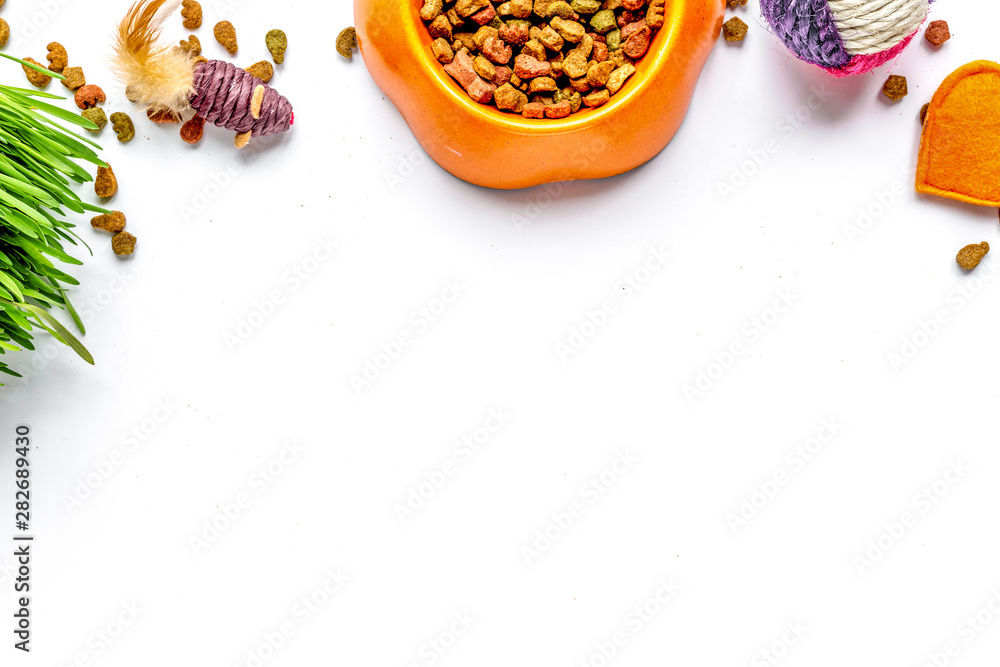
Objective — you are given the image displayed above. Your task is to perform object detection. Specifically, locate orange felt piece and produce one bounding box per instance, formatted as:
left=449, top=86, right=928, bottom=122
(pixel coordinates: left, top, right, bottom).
left=917, top=60, right=1000, bottom=207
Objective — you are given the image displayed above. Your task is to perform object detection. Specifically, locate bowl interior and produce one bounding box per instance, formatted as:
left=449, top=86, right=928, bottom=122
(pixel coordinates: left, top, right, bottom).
left=405, top=0, right=673, bottom=129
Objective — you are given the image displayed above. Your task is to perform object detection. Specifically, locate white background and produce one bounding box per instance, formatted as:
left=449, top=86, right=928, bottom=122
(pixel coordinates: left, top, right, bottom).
left=2, top=1, right=999, bottom=666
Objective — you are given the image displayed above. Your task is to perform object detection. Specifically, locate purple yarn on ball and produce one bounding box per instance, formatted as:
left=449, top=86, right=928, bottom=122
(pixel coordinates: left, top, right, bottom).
left=761, top=0, right=850, bottom=69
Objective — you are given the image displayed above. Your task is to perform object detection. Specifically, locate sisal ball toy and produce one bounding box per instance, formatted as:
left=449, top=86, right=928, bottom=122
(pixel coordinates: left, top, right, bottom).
left=761, top=0, right=930, bottom=77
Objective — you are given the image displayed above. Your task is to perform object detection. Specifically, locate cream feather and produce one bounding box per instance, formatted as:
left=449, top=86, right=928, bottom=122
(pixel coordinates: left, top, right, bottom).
left=112, top=0, right=195, bottom=115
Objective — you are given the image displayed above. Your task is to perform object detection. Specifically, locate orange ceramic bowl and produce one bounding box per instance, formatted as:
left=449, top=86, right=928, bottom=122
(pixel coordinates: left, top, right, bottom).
left=355, top=0, right=725, bottom=189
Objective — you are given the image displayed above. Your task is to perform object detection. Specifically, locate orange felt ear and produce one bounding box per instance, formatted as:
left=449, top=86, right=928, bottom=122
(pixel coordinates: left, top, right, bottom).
left=916, top=60, right=1000, bottom=208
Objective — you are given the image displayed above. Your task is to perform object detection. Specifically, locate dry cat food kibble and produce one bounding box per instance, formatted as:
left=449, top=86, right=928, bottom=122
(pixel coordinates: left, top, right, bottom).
left=95, top=165, right=118, bottom=198
left=74, top=84, right=106, bottom=109
left=91, top=211, right=127, bottom=234
left=81, top=107, right=107, bottom=132
left=245, top=60, right=274, bottom=82
left=267, top=29, right=287, bottom=64
left=214, top=21, right=238, bottom=55
left=337, top=27, right=357, bottom=59
left=60, top=66, right=85, bottom=90
left=919, top=102, right=929, bottom=124
left=180, top=34, right=201, bottom=56
left=925, top=20, right=950, bottom=46
left=147, top=108, right=180, bottom=123
left=21, top=58, right=51, bottom=88
left=46, top=42, right=68, bottom=73
left=182, top=0, right=202, bottom=29
left=727, top=0, right=747, bottom=5
left=0, top=19, right=9, bottom=48
left=956, top=242, right=989, bottom=270
left=883, top=74, right=907, bottom=101
left=112, top=231, right=137, bottom=256
left=722, top=17, right=747, bottom=42
left=110, top=112, right=135, bottom=142
left=180, top=115, right=206, bottom=144
left=420, top=0, right=657, bottom=117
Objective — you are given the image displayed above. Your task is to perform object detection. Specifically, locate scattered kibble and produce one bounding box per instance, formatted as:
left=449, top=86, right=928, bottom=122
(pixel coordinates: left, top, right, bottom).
left=266, top=29, right=287, bottom=64
left=883, top=74, right=907, bottom=101
left=46, top=42, right=68, bottom=73
left=180, top=34, right=201, bottom=56
left=727, top=0, right=747, bottom=5
left=110, top=112, right=135, bottom=142
left=957, top=242, right=989, bottom=270
left=112, top=231, right=136, bottom=256
left=81, top=107, right=107, bottom=132
left=60, top=66, right=86, bottom=91
left=244, top=60, right=274, bottom=82
left=337, top=27, right=357, bottom=59
left=22, top=58, right=51, bottom=88
left=147, top=108, right=180, bottom=123
left=723, top=17, right=747, bottom=42
left=919, top=102, right=929, bottom=124
left=95, top=164, right=118, bottom=198
left=214, top=21, right=238, bottom=55
left=925, top=20, right=950, bottom=47
left=91, top=211, right=126, bottom=234
left=74, top=84, right=106, bottom=110
left=182, top=0, right=203, bottom=29
left=0, top=19, right=8, bottom=48
left=423, top=0, right=648, bottom=118
left=180, top=115, right=206, bottom=144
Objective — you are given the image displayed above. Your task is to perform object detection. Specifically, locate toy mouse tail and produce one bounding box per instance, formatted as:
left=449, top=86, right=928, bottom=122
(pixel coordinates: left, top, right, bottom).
left=112, top=0, right=194, bottom=115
